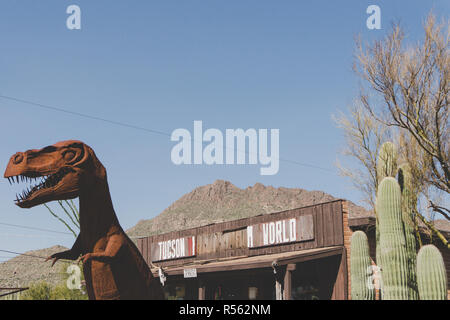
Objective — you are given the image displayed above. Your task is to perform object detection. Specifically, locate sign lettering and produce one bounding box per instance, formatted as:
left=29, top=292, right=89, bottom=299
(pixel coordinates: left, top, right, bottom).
left=247, top=215, right=313, bottom=248
left=184, top=268, right=197, bottom=278
left=151, top=236, right=196, bottom=262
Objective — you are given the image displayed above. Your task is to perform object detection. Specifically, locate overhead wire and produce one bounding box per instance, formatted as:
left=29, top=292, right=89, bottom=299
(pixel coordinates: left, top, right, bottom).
left=0, top=94, right=334, bottom=173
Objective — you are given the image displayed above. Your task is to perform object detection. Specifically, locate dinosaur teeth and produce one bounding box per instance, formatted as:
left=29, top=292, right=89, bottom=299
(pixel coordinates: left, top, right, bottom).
left=9, top=168, right=73, bottom=204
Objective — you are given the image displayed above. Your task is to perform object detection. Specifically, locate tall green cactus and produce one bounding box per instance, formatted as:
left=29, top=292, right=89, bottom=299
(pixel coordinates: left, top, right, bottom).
left=349, top=140, right=447, bottom=300
left=417, top=245, right=448, bottom=300
left=377, top=142, right=398, bottom=182
left=397, top=163, right=418, bottom=299
left=376, top=177, right=409, bottom=299
left=351, top=231, right=375, bottom=300
left=375, top=141, right=398, bottom=299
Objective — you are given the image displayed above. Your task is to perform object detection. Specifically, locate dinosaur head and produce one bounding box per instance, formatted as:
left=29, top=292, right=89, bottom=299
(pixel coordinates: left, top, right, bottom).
left=4, top=140, right=105, bottom=208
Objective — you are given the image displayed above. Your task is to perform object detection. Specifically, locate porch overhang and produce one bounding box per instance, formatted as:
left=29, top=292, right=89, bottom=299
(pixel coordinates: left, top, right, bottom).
left=151, top=246, right=344, bottom=276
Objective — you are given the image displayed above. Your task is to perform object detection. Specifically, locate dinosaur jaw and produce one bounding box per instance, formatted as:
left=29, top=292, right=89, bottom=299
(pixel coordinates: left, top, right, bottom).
left=5, top=167, right=79, bottom=208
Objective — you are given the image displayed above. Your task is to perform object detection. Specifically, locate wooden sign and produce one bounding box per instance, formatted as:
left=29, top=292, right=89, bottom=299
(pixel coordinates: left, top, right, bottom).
left=247, top=215, right=314, bottom=248
left=151, top=236, right=196, bottom=262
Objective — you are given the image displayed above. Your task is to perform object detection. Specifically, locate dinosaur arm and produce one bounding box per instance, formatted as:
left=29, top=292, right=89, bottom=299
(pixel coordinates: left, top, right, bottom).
left=80, top=234, right=125, bottom=263
left=46, top=235, right=84, bottom=266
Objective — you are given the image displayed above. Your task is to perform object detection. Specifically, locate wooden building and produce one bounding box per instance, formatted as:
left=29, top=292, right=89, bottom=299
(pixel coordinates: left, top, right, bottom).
left=136, top=199, right=450, bottom=300
left=137, top=199, right=351, bottom=300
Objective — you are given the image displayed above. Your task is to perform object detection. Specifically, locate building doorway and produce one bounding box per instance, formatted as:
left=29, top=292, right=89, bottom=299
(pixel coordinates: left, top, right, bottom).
left=204, top=268, right=275, bottom=300
left=290, top=255, right=341, bottom=300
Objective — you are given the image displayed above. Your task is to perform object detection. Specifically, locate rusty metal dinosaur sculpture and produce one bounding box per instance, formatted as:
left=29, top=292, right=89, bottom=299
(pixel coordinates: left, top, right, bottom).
left=3, top=140, right=164, bottom=300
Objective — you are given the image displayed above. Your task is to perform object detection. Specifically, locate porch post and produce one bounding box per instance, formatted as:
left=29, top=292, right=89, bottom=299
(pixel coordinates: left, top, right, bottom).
left=198, top=280, right=206, bottom=300
left=283, top=263, right=296, bottom=300
left=273, top=262, right=286, bottom=300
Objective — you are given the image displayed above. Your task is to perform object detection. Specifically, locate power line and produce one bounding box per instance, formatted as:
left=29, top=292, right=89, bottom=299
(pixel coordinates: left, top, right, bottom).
left=0, top=94, right=334, bottom=173
left=0, top=249, right=50, bottom=260
left=0, top=249, right=71, bottom=263
left=0, top=220, right=140, bottom=239
left=0, top=222, right=72, bottom=235
left=0, top=94, right=170, bottom=137
left=0, top=234, right=68, bottom=239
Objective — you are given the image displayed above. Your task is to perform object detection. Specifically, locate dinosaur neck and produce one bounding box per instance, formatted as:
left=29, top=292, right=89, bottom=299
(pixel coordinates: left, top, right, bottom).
left=78, top=178, right=120, bottom=238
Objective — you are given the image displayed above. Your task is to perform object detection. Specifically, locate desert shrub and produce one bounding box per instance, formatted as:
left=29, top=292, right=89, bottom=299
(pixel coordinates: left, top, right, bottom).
left=20, top=281, right=88, bottom=300
left=20, top=263, right=88, bottom=301
left=20, top=282, right=53, bottom=300
left=51, top=284, right=88, bottom=300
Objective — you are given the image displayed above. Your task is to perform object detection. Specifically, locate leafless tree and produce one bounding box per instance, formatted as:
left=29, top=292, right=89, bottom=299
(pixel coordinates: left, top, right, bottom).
left=355, top=13, right=449, bottom=205
left=334, top=102, right=391, bottom=210
left=336, top=13, right=449, bottom=248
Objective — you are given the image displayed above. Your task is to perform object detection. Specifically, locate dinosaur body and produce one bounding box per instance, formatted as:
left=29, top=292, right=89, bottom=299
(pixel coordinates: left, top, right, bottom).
left=4, top=140, right=164, bottom=300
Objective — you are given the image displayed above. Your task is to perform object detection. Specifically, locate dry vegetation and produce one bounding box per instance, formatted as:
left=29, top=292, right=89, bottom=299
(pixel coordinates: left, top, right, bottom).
left=335, top=13, right=449, bottom=246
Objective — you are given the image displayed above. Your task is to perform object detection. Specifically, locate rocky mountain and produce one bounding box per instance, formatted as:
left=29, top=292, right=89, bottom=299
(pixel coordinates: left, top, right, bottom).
left=0, top=245, right=68, bottom=289
left=126, top=179, right=372, bottom=238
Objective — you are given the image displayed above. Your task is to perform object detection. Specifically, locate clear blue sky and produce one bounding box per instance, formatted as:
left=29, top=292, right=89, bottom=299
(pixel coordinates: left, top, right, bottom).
left=0, top=1, right=448, bottom=256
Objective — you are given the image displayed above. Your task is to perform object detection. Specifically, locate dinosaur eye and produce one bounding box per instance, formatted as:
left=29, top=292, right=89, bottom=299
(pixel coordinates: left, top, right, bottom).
left=13, top=153, right=24, bottom=164
left=62, top=150, right=76, bottom=162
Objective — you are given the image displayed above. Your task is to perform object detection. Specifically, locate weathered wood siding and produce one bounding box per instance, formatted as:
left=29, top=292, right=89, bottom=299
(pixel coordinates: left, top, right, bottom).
left=137, top=200, right=345, bottom=268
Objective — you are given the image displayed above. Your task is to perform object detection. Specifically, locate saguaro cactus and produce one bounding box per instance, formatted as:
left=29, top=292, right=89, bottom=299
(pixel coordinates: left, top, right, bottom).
left=397, top=163, right=418, bottom=299
left=351, top=231, right=375, bottom=300
left=376, top=177, right=409, bottom=299
left=377, top=141, right=398, bottom=182
left=417, top=245, right=447, bottom=300
left=375, top=141, right=398, bottom=298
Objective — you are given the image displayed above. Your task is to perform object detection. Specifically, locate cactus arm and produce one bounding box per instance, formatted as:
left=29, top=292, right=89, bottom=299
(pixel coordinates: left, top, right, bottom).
left=397, top=163, right=419, bottom=299
left=417, top=245, right=447, bottom=300
left=350, top=231, right=375, bottom=300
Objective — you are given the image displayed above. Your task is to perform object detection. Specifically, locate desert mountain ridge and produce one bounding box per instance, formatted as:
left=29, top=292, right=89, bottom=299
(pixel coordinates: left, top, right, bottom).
left=126, top=179, right=373, bottom=238
left=0, top=245, right=68, bottom=289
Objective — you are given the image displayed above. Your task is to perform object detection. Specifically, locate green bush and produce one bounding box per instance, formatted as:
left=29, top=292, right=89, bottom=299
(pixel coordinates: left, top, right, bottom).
left=20, top=282, right=53, bottom=300
left=20, top=281, right=88, bottom=300
left=51, top=284, right=88, bottom=300
left=20, top=263, right=88, bottom=300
